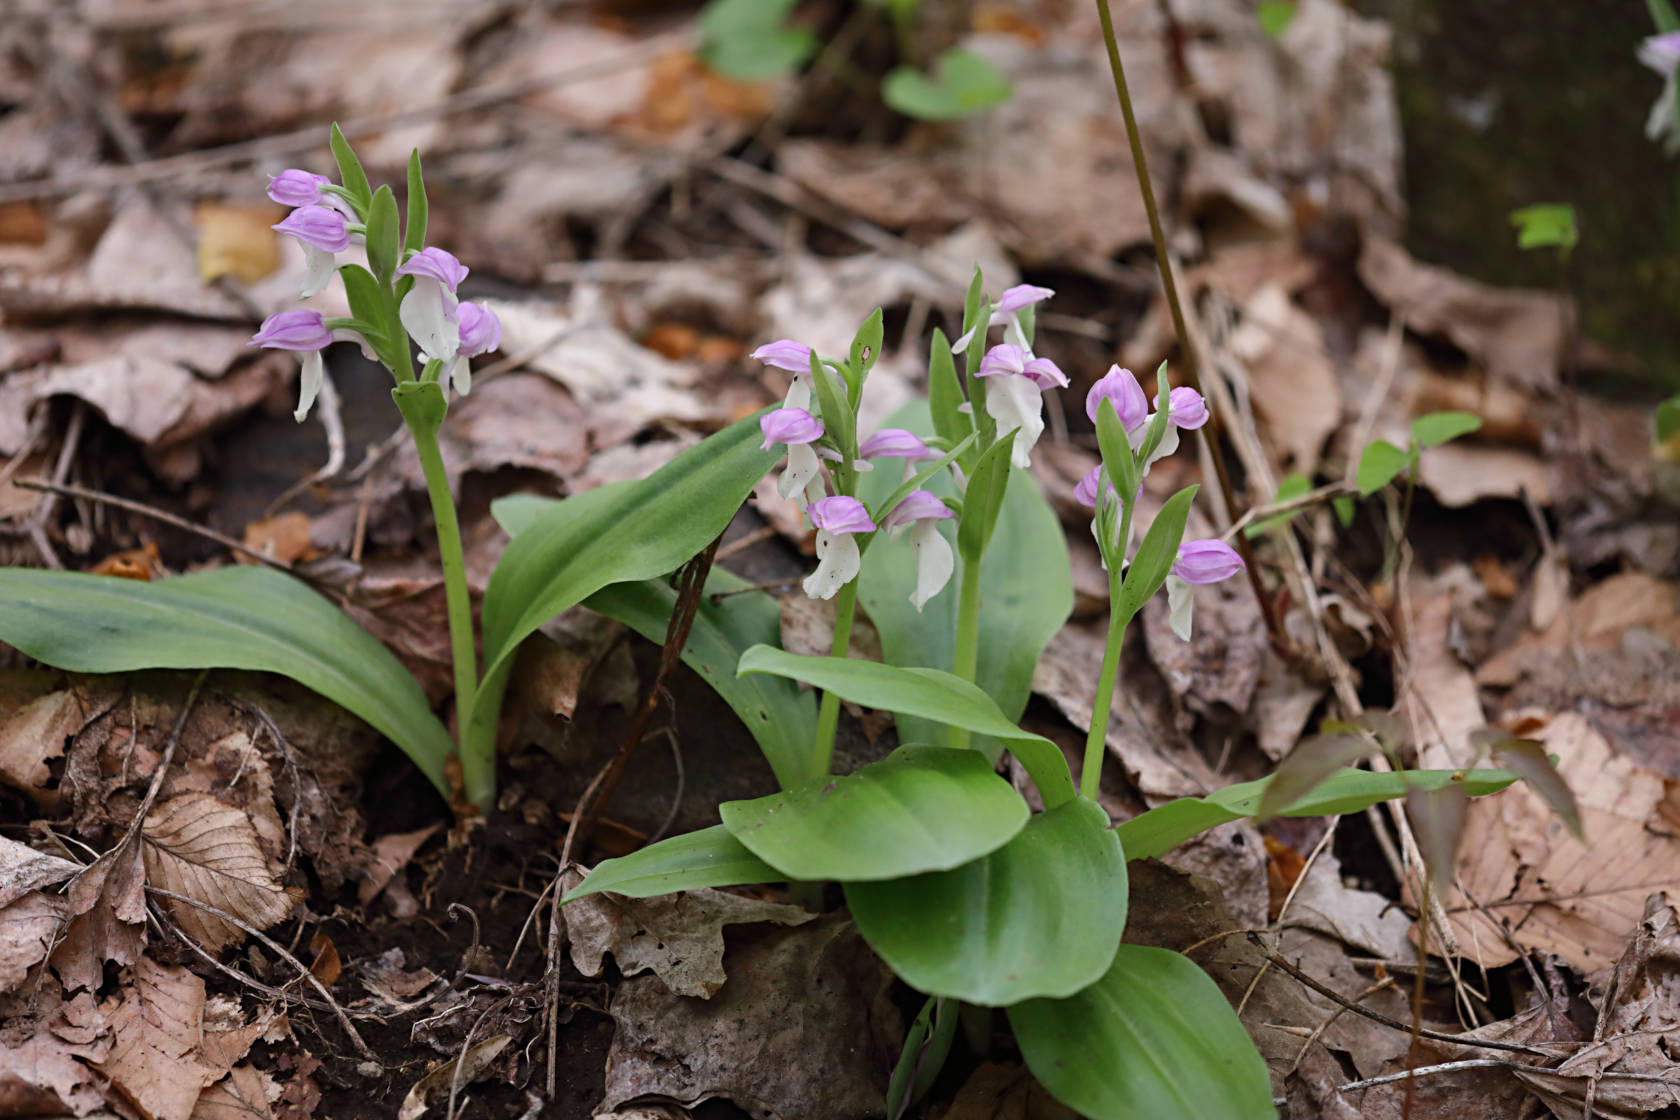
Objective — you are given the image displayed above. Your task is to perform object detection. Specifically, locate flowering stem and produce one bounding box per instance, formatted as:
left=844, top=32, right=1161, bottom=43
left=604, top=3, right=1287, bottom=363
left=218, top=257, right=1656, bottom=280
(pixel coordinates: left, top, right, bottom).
left=948, top=554, right=983, bottom=751
left=1080, top=570, right=1128, bottom=801
left=1092, top=0, right=1280, bottom=647
left=402, top=405, right=480, bottom=797
left=811, top=577, right=860, bottom=780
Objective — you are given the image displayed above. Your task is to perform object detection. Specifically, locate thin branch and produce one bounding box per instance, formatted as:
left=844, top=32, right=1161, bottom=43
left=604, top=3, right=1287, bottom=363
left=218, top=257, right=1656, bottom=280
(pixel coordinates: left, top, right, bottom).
left=13, top=480, right=293, bottom=570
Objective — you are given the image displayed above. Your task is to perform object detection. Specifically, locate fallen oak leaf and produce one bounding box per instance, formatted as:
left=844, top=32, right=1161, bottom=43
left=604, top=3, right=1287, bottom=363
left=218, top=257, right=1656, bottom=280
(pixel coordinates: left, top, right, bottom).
left=95, top=955, right=221, bottom=1120
left=142, top=792, right=302, bottom=952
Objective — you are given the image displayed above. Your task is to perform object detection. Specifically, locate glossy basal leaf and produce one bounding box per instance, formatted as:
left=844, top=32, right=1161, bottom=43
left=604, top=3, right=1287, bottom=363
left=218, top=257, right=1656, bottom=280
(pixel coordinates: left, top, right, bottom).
left=858, top=402, right=1071, bottom=765
left=0, top=566, right=455, bottom=797
left=1008, top=945, right=1274, bottom=1120
left=1117, top=766, right=1518, bottom=861
left=584, top=570, right=818, bottom=789
left=560, top=824, right=781, bottom=903
left=737, top=646, right=1076, bottom=808
left=471, top=412, right=779, bottom=793
left=846, top=798, right=1125, bottom=1005
left=718, top=746, right=1029, bottom=882
left=1355, top=438, right=1413, bottom=496
left=1410, top=410, right=1482, bottom=448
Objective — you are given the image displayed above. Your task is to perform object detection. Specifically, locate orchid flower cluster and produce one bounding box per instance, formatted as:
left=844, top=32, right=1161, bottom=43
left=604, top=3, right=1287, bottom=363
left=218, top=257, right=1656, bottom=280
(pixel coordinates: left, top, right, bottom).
left=1076, top=363, right=1242, bottom=640
left=247, top=133, right=502, bottom=422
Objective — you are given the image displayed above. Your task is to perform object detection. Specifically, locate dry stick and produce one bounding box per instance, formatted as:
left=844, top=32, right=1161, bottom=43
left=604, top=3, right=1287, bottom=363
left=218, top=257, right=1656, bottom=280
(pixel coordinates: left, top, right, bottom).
left=573, top=532, right=722, bottom=849
left=1335, top=1060, right=1680, bottom=1097
left=147, top=885, right=375, bottom=1059
left=1091, top=0, right=1280, bottom=648
left=13, top=479, right=294, bottom=570
left=1245, top=933, right=1555, bottom=1057
left=546, top=759, right=615, bottom=1096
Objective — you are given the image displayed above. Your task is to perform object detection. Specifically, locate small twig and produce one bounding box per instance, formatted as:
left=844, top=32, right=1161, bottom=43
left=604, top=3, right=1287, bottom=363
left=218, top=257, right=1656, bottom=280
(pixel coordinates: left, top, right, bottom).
left=709, top=577, right=802, bottom=601
left=146, top=885, right=375, bottom=1058
left=1247, top=933, right=1555, bottom=1056
left=546, top=759, right=614, bottom=1095
left=647, top=726, right=686, bottom=846
left=1334, top=1060, right=1680, bottom=1096
left=713, top=524, right=778, bottom=562
left=13, top=479, right=293, bottom=570
left=1224, top=481, right=1357, bottom=541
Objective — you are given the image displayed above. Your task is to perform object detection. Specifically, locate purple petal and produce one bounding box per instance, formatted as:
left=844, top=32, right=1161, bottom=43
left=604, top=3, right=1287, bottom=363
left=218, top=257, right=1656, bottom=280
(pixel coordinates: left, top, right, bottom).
left=750, top=339, right=814, bottom=373
left=1159, top=386, right=1209, bottom=430
left=859, top=428, right=936, bottom=460
left=1171, top=538, right=1244, bottom=584
left=759, top=407, right=824, bottom=449
left=249, top=309, right=332, bottom=352
left=976, top=343, right=1029, bottom=378
left=456, top=301, right=502, bottom=357
left=272, top=205, right=350, bottom=253
left=993, top=283, right=1055, bottom=317
left=1641, top=31, right=1680, bottom=71
left=1086, top=365, right=1148, bottom=428
left=881, top=489, right=953, bottom=528
left=1074, top=465, right=1105, bottom=509
left=1022, top=356, right=1068, bottom=390
left=266, top=169, right=330, bottom=207
left=396, top=246, right=469, bottom=293
left=807, top=496, right=876, bottom=535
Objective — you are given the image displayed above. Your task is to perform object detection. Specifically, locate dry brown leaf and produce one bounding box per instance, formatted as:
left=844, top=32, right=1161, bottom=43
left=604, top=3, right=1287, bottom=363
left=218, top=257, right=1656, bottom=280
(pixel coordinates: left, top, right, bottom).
left=600, top=913, right=900, bottom=1118
left=1416, top=440, right=1550, bottom=507
left=396, top=1035, right=511, bottom=1120
left=0, top=987, right=111, bottom=1117
left=357, top=823, right=443, bottom=908
left=1481, top=572, right=1680, bottom=687
left=190, top=1065, right=278, bottom=1120
left=239, top=513, right=315, bottom=567
left=0, top=680, right=92, bottom=807
left=1447, top=713, right=1680, bottom=971
left=0, top=891, right=65, bottom=993
left=1358, top=233, right=1567, bottom=391
left=779, top=594, right=881, bottom=663
left=194, top=203, right=283, bottom=285
left=1401, top=594, right=1489, bottom=769
left=1228, top=285, right=1342, bottom=473
left=943, top=1061, right=1078, bottom=1119
left=96, top=955, right=220, bottom=1120
left=565, top=873, right=813, bottom=999
left=53, top=839, right=146, bottom=993
left=141, top=792, right=302, bottom=952
left=0, top=834, right=80, bottom=908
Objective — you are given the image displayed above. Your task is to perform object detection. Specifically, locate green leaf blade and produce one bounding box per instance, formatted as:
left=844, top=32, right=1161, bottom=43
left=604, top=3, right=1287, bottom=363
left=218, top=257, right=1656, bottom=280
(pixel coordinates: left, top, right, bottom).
left=719, top=746, right=1029, bottom=882
left=847, top=798, right=1126, bottom=1005
left=1009, top=945, right=1274, bottom=1120
left=560, top=824, right=781, bottom=902
left=364, top=185, right=401, bottom=284
left=403, top=149, right=429, bottom=256
left=0, top=567, right=455, bottom=797
left=1355, top=438, right=1412, bottom=496
left=1410, top=410, right=1482, bottom=448
left=736, top=646, right=1076, bottom=807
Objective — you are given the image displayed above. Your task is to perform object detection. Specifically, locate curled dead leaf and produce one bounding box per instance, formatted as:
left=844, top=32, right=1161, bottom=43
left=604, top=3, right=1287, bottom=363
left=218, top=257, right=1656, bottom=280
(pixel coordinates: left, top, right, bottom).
left=142, top=792, right=302, bottom=952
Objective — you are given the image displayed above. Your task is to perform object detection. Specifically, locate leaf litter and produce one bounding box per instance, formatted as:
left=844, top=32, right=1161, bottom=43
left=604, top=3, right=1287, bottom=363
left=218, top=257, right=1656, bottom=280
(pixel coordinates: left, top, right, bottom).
left=0, top=0, right=1674, bottom=1115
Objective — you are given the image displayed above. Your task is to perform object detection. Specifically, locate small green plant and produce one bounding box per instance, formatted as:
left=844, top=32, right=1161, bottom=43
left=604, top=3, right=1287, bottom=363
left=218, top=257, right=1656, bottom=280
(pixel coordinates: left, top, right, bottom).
left=0, top=127, right=782, bottom=814
left=1256, top=0, right=1298, bottom=39
left=538, top=285, right=1547, bottom=1119
left=697, top=0, right=1012, bottom=122
left=1510, top=202, right=1579, bottom=256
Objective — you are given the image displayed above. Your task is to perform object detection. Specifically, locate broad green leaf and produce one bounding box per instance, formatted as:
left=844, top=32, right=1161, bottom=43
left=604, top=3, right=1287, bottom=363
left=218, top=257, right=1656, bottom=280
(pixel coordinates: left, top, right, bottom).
left=403, top=149, right=428, bottom=256
left=0, top=567, right=455, bottom=797
left=955, top=433, right=1015, bottom=564
left=1009, top=945, right=1274, bottom=1120
left=698, top=0, right=813, bottom=80
left=859, top=402, right=1070, bottom=765
left=926, top=329, right=971, bottom=450
left=1411, top=410, right=1482, bottom=448
left=718, top=746, right=1029, bottom=882
left=887, top=995, right=957, bottom=1120
left=560, top=824, right=781, bottom=903
left=1658, top=395, right=1680, bottom=445
left=1256, top=729, right=1373, bottom=819
left=1244, top=472, right=1312, bottom=537
left=469, top=412, right=779, bottom=799
left=1355, top=438, right=1413, bottom=496
left=1332, top=494, right=1355, bottom=528
left=882, top=48, right=1011, bottom=121
left=364, top=185, right=400, bottom=285
left=1117, top=766, right=1518, bottom=861
left=1257, top=0, right=1296, bottom=37
left=329, top=122, right=372, bottom=208
left=738, top=646, right=1076, bottom=808
left=1112, top=484, right=1198, bottom=626
left=846, top=798, right=1125, bottom=1005
left=583, top=570, right=818, bottom=789
left=1510, top=203, right=1577, bottom=254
